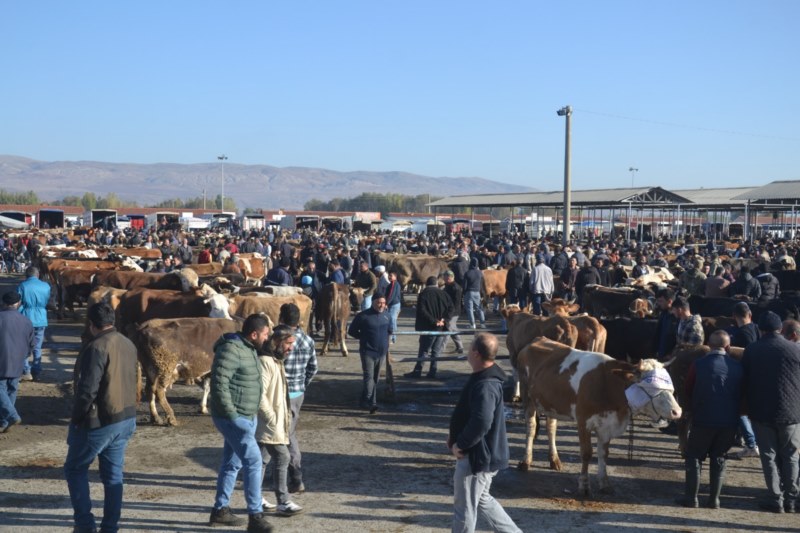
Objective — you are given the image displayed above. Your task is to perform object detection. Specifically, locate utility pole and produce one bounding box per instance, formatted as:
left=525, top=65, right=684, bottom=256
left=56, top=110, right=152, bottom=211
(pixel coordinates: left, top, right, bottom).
left=217, top=154, right=228, bottom=212
left=557, top=106, right=572, bottom=246
left=629, top=167, right=639, bottom=188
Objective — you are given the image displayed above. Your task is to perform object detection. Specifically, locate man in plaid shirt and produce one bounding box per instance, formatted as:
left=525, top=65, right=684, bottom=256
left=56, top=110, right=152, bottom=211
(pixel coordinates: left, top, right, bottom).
left=278, top=303, right=318, bottom=494
left=672, top=296, right=705, bottom=346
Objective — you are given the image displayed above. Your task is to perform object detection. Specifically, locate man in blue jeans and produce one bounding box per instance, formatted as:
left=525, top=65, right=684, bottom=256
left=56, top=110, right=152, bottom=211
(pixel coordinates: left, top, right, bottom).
left=17, top=266, right=50, bottom=381
left=208, top=314, right=273, bottom=533
left=64, top=302, right=138, bottom=533
left=0, top=291, right=34, bottom=433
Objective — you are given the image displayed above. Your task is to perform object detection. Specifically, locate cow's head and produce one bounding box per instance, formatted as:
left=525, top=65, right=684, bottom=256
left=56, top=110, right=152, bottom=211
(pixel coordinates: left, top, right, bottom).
left=175, top=268, right=200, bottom=291
left=542, top=298, right=580, bottom=316
left=624, top=359, right=682, bottom=422
left=629, top=298, right=654, bottom=318
left=120, top=256, right=144, bottom=272
left=500, top=304, right=524, bottom=319
left=349, top=287, right=365, bottom=311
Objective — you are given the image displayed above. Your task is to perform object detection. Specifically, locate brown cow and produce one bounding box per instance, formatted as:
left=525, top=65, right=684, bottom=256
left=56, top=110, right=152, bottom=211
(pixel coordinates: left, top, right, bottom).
left=502, top=304, right=579, bottom=401
left=116, top=286, right=233, bottom=337
left=376, top=252, right=447, bottom=292
left=517, top=337, right=682, bottom=494
left=228, top=293, right=313, bottom=333
left=185, top=262, right=224, bottom=276
left=542, top=298, right=608, bottom=353
left=90, top=269, right=199, bottom=292
left=236, top=253, right=266, bottom=285
left=133, top=317, right=240, bottom=426
left=482, top=268, right=508, bottom=313
left=316, top=283, right=350, bottom=356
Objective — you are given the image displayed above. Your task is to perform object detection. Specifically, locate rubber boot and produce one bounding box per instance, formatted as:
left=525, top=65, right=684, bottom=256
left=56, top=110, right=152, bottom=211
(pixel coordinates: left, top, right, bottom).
left=675, top=458, right=701, bottom=508
left=707, top=456, right=726, bottom=509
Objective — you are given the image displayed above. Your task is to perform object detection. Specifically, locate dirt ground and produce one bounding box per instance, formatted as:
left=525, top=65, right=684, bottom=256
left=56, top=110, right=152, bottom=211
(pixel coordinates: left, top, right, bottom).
left=0, top=272, right=798, bottom=533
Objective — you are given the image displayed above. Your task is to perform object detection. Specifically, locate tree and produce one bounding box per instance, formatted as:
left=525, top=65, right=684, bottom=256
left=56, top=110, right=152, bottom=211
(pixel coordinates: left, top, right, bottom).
left=81, top=192, right=97, bottom=211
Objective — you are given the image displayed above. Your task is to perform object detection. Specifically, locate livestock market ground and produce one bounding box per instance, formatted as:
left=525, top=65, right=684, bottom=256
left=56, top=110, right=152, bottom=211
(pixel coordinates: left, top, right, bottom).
left=0, top=273, right=797, bottom=533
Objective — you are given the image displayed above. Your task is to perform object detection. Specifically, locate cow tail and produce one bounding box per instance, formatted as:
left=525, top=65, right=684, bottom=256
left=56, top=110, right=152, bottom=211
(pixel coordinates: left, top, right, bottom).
left=333, top=284, right=342, bottom=346
left=136, top=361, right=142, bottom=403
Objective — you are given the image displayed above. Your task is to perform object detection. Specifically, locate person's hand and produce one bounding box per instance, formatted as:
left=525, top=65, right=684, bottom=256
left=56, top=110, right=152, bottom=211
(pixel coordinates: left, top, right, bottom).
left=436, top=319, right=445, bottom=327
left=451, top=444, right=465, bottom=459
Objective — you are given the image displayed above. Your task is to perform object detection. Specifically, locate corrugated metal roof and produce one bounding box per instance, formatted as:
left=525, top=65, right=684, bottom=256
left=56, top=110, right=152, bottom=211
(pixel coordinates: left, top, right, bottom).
left=428, top=186, right=691, bottom=208
left=671, top=187, right=755, bottom=206
left=733, top=180, right=800, bottom=201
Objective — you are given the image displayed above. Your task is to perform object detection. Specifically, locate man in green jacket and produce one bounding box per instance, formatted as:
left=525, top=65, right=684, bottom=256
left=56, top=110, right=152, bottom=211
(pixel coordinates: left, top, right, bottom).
left=208, top=314, right=273, bottom=533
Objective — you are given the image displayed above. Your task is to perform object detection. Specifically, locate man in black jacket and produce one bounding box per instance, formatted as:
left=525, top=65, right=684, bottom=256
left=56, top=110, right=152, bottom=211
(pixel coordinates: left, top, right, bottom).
left=348, top=295, right=392, bottom=414
left=405, top=277, right=453, bottom=379
left=443, top=271, right=464, bottom=354
left=448, top=333, right=521, bottom=533
left=742, top=311, right=800, bottom=513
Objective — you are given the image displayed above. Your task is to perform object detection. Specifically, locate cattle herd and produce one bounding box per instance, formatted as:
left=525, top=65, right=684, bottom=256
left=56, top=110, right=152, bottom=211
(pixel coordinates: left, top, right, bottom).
left=3, top=224, right=800, bottom=497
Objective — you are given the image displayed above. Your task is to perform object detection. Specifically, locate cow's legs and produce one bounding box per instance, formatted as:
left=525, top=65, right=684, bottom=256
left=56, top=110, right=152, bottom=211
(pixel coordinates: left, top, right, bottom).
left=321, top=321, right=331, bottom=356
left=596, top=435, right=612, bottom=493
left=511, top=368, right=521, bottom=402
left=577, top=426, right=593, bottom=495
left=199, top=378, right=211, bottom=414
left=146, top=377, right=164, bottom=426
left=339, top=320, right=349, bottom=357
left=547, top=418, right=562, bottom=471
left=154, top=382, right=178, bottom=427
left=518, top=406, right=538, bottom=471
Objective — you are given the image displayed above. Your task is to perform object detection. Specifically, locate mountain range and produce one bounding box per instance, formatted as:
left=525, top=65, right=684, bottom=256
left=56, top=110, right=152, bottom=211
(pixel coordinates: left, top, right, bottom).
left=0, top=155, right=534, bottom=210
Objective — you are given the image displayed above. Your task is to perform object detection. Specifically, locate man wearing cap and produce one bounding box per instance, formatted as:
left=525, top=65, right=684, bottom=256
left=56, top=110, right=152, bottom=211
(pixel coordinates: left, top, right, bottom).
left=728, top=266, right=761, bottom=301
left=742, top=311, right=800, bottom=513
left=374, top=264, right=389, bottom=298
left=442, top=270, right=464, bottom=354
left=680, top=259, right=707, bottom=297
left=352, top=261, right=377, bottom=312
left=0, top=291, right=34, bottom=432
left=406, top=277, right=453, bottom=379
left=17, top=265, right=50, bottom=381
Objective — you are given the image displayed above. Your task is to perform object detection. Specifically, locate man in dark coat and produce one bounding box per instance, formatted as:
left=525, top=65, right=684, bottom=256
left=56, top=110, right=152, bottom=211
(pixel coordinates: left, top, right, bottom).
left=443, top=270, right=464, bottom=354
left=448, top=333, right=521, bottom=533
left=405, top=277, right=453, bottom=379
left=0, top=291, right=34, bottom=432
left=676, top=331, right=743, bottom=509
left=742, top=311, right=800, bottom=513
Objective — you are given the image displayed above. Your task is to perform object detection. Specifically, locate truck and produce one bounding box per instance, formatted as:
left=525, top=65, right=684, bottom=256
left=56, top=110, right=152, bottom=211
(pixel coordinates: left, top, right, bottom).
left=37, top=209, right=65, bottom=229
left=84, top=209, right=117, bottom=230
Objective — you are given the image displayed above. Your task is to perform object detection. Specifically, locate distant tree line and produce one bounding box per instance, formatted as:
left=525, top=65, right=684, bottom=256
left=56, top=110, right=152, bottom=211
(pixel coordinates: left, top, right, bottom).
left=0, top=189, right=40, bottom=205
left=304, top=193, right=443, bottom=216
left=39, top=192, right=237, bottom=212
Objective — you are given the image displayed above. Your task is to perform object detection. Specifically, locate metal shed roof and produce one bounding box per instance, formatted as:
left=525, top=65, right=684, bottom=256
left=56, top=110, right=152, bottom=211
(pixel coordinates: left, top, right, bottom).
left=733, top=180, right=800, bottom=202
left=670, top=187, right=756, bottom=207
left=428, top=186, right=691, bottom=208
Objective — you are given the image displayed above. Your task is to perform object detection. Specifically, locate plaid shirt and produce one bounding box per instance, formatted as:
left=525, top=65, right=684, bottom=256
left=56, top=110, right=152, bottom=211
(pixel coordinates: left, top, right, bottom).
left=677, top=314, right=705, bottom=346
left=285, top=327, right=318, bottom=394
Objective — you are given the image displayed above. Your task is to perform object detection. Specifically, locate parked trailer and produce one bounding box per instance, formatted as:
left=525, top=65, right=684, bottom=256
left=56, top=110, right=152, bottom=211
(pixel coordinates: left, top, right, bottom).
left=37, top=209, right=65, bottom=229
left=84, top=209, right=117, bottom=230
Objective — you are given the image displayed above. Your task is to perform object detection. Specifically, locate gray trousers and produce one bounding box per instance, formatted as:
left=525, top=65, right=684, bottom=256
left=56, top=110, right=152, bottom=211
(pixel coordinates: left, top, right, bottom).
left=360, top=354, right=384, bottom=407
left=447, top=315, right=463, bottom=351
left=452, top=458, right=521, bottom=533
left=288, top=394, right=305, bottom=486
left=752, top=421, right=800, bottom=504
left=260, top=443, right=291, bottom=504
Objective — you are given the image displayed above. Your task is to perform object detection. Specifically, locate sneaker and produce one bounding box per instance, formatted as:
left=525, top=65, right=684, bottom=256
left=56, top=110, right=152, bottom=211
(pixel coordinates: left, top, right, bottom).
left=732, top=446, right=760, bottom=459
left=2, top=418, right=21, bottom=433
left=209, top=506, right=245, bottom=527
left=758, top=500, right=785, bottom=514
left=19, top=373, right=33, bottom=382
left=276, top=501, right=304, bottom=517
left=262, top=498, right=277, bottom=513
left=369, top=405, right=379, bottom=414
left=247, top=512, right=273, bottom=533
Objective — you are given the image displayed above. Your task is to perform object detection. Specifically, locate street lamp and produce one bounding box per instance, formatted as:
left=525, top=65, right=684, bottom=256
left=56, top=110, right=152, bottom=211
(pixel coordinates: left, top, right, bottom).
left=557, top=106, right=572, bottom=246
left=217, top=154, right=228, bottom=212
left=629, top=167, right=639, bottom=188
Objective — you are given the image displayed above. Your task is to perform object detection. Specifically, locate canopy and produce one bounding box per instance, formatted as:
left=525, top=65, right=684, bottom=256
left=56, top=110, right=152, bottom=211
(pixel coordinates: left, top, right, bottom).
left=0, top=214, right=28, bottom=229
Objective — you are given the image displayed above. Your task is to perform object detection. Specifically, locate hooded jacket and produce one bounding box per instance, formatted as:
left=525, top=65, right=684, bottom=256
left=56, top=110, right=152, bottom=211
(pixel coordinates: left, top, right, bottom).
left=449, top=363, right=510, bottom=474
left=463, top=258, right=483, bottom=293
left=256, top=350, right=290, bottom=445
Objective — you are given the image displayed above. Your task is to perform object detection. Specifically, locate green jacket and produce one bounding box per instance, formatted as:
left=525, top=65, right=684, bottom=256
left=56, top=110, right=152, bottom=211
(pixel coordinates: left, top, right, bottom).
left=209, top=333, right=263, bottom=419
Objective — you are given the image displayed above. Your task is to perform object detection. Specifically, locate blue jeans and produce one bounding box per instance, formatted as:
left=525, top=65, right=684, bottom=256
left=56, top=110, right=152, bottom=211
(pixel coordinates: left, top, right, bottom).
left=361, top=294, right=373, bottom=312
left=531, top=293, right=547, bottom=316
left=752, top=421, right=800, bottom=505
left=64, top=418, right=136, bottom=533
left=464, top=291, right=485, bottom=328
left=23, top=327, right=45, bottom=376
left=212, top=415, right=263, bottom=514
left=0, top=377, right=21, bottom=428
left=739, top=415, right=757, bottom=449
left=388, top=303, right=401, bottom=343
left=452, top=458, right=521, bottom=533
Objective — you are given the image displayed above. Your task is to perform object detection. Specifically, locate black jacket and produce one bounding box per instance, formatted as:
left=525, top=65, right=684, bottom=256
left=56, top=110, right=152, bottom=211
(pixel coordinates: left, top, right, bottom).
left=449, top=363, right=510, bottom=474
left=415, top=285, right=454, bottom=331
left=742, top=332, right=800, bottom=425
left=443, top=282, right=463, bottom=313
left=463, top=262, right=483, bottom=293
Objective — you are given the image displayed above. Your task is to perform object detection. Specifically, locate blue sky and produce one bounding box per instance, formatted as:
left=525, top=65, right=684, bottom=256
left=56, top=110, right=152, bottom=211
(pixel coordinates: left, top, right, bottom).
left=2, top=1, right=798, bottom=192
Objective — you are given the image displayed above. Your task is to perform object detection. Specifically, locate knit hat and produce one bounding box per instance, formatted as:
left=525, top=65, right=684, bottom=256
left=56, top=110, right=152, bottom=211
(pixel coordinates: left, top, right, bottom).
left=444, top=270, right=454, bottom=278
left=375, top=265, right=386, bottom=273
left=758, top=311, right=782, bottom=332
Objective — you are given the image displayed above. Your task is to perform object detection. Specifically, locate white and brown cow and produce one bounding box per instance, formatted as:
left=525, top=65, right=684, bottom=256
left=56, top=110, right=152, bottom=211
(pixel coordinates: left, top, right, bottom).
left=517, top=337, right=682, bottom=495
left=317, top=283, right=351, bottom=356
left=133, top=317, right=241, bottom=426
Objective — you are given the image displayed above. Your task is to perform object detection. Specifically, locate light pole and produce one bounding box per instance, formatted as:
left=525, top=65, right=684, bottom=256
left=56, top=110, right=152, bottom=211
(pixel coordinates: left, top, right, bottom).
left=557, top=106, right=572, bottom=246
left=629, top=166, right=638, bottom=188
left=217, top=154, right=228, bottom=212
